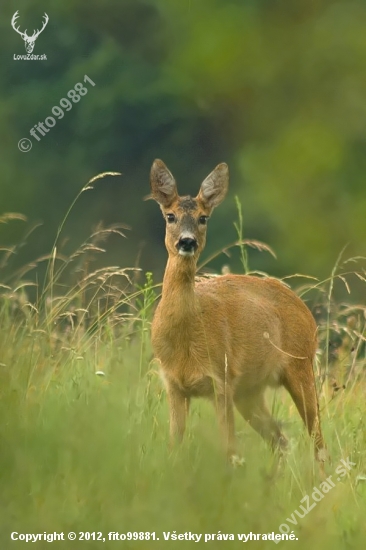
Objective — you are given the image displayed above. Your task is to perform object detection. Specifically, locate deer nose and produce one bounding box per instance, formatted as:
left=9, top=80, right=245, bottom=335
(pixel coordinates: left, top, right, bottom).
left=177, top=237, right=198, bottom=254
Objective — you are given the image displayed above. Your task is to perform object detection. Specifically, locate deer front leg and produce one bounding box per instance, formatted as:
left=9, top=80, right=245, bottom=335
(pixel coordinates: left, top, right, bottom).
left=214, top=392, right=236, bottom=459
left=166, top=382, right=189, bottom=447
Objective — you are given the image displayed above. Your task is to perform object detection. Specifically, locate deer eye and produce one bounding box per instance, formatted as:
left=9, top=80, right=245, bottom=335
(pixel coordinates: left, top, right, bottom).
left=166, top=213, right=176, bottom=223
left=198, top=215, right=208, bottom=225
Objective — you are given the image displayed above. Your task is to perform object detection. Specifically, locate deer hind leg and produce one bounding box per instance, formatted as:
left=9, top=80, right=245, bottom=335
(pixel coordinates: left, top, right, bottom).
left=234, top=390, right=288, bottom=453
left=166, top=383, right=190, bottom=447
left=282, top=359, right=326, bottom=463
left=213, top=392, right=237, bottom=459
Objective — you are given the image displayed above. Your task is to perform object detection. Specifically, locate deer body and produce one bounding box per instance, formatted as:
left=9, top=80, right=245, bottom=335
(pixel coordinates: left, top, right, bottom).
left=149, top=159, right=325, bottom=461
left=153, top=272, right=316, bottom=393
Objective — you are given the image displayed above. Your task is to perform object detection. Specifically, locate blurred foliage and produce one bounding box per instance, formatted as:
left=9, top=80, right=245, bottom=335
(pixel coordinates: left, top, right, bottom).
left=1, top=0, right=366, bottom=288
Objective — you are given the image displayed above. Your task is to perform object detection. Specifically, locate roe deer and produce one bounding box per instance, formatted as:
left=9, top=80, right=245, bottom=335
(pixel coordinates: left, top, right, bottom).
left=149, top=159, right=326, bottom=463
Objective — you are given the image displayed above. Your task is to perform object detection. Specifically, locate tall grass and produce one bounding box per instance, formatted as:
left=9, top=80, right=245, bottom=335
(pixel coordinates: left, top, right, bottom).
left=0, top=187, right=365, bottom=548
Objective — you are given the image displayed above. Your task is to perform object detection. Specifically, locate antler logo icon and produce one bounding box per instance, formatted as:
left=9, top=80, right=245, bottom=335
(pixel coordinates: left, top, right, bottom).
left=11, top=10, right=49, bottom=54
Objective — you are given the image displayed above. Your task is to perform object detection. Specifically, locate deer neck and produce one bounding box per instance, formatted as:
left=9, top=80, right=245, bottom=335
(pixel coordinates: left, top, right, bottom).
left=160, top=255, right=198, bottom=316
left=153, top=254, right=204, bottom=371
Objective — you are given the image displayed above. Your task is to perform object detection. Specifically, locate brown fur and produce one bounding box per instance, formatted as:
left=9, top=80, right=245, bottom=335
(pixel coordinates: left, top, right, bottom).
left=149, top=159, right=326, bottom=461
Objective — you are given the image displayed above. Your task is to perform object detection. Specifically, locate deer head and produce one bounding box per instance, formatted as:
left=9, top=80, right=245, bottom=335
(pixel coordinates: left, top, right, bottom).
left=150, top=159, right=229, bottom=259
left=11, top=11, right=49, bottom=54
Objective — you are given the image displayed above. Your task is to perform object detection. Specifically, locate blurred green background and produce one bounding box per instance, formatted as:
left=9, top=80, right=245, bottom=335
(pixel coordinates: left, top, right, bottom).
left=1, top=0, right=365, bottom=284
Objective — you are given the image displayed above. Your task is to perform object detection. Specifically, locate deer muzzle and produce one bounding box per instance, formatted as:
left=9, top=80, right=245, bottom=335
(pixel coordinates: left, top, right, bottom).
left=177, top=236, right=198, bottom=256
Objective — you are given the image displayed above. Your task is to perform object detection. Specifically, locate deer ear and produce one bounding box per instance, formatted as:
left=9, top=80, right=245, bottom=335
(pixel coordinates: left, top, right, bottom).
left=197, top=163, right=229, bottom=210
left=150, top=159, right=178, bottom=208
